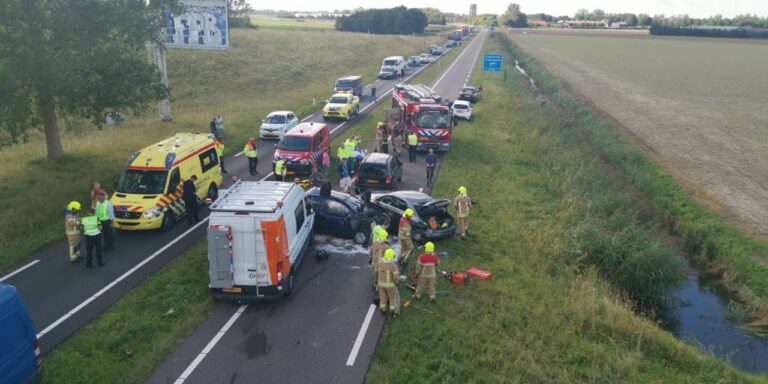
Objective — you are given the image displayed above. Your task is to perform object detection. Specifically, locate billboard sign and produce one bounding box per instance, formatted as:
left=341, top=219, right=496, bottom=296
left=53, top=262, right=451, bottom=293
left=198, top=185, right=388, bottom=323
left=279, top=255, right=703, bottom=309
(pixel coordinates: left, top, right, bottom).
left=165, top=0, right=229, bottom=50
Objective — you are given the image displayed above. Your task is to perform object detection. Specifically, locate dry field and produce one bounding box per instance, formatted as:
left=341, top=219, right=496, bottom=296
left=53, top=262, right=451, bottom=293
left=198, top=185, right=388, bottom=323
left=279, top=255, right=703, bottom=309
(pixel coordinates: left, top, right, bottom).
left=507, top=28, right=768, bottom=236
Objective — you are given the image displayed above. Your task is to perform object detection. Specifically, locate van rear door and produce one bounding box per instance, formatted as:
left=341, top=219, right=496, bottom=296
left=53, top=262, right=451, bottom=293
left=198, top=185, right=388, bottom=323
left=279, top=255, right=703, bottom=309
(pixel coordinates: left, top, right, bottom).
left=207, top=225, right=234, bottom=289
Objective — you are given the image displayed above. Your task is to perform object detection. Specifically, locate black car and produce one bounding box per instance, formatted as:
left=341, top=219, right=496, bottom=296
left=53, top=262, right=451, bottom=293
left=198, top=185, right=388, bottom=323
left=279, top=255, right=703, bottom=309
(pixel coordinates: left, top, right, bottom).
left=306, top=187, right=390, bottom=244
left=458, top=86, right=478, bottom=103
left=354, top=152, right=403, bottom=193
left=369, top=191, right=456, bottom=241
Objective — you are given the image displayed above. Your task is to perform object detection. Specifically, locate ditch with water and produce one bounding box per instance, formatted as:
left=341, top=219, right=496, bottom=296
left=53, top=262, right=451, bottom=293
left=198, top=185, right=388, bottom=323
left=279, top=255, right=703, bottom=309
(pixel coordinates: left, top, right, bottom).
left=660, top=261, right=768, bottom=374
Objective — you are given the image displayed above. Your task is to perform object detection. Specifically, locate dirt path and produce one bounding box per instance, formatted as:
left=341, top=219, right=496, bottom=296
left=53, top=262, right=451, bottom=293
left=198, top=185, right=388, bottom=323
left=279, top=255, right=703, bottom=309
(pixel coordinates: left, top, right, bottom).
left=509, top=30, right=768, bottom=237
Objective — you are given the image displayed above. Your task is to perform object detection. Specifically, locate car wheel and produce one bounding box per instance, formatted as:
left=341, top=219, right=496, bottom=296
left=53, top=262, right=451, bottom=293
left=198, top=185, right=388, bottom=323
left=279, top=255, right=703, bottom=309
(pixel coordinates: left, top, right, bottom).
left=282, top=273, right=294, bottom=297
left=355, top=105, right=360, bottom=116
left=160, top=211, right=175, bottom=232
left=353, top=228, right=369, bottom=245
left=207, top=183, right=218, bottom=201
left=346, top=113, right=351, bottom=122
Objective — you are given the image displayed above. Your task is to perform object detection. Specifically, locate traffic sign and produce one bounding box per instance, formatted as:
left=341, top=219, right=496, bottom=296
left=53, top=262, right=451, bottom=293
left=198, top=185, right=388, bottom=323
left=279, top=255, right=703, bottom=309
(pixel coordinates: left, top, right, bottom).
left=483, top=54, right=503, bottom=73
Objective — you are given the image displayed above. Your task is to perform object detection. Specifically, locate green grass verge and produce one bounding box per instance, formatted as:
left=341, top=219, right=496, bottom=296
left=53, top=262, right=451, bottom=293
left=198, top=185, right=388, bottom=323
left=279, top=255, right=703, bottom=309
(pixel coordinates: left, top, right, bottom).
left=249, top=16, right=336, bottom=30
left=0, top=28, right=448, bottom=274
left=499, top=33, right=768, bottom=315
left=366, top=32, right=765, bottom=383
left=42, top=242, right=213, bottom=384
left=38, top=32, right=475, bottom=384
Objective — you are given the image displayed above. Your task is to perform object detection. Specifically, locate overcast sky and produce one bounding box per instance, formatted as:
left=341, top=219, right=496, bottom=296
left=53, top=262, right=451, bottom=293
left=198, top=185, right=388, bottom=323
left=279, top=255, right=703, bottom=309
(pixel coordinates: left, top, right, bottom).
left=252, top=0, right=768, bottom=18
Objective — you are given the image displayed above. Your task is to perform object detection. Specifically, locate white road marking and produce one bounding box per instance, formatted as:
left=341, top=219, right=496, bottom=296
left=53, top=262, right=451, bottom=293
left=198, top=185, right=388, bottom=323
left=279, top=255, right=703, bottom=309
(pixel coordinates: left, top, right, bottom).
left=234, top=151, right=243, bottom=157
left=0, top=259, right=40, bottom=283
left=37, top=218, right=210, bottom=339
left=346, top=304, right=376, bottom=366
left=432, top=31, right=484, bottom=88
left=173, top=304, right=248, bottom=384
left=301, top=115, right=313, bottom=122
left=36, top=170, right=273, bottom=340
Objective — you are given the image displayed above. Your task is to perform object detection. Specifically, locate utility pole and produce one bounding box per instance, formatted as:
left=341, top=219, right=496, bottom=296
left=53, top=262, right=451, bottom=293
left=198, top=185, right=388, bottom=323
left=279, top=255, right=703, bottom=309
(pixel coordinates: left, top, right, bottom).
left=148, top=44, right=172, bottom=122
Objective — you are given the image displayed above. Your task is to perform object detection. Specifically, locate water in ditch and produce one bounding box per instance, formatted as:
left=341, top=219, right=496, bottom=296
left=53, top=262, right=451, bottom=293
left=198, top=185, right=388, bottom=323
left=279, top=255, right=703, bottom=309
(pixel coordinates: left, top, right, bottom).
left=660, top=263, right=768, bottom=374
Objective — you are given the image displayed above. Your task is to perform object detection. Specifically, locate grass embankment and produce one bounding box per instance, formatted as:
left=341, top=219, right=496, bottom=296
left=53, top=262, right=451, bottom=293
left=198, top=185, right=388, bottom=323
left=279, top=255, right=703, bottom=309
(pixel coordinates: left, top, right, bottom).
left=366, top=33, right=764, bottom=382
left=42, top=243, right=211, bottom=383
left=0, top=28, right=446, bottom=274
left=250, top=16, right=336, bottom=30
left=501, top=33, right=768, bottom=322
left=38, top=33, right=473, bottom=384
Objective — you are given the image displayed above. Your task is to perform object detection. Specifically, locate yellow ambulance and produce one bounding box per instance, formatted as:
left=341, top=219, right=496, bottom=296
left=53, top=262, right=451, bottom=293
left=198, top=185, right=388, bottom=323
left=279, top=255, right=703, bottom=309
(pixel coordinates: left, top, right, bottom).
left=111, top=133, right=222, bottom=231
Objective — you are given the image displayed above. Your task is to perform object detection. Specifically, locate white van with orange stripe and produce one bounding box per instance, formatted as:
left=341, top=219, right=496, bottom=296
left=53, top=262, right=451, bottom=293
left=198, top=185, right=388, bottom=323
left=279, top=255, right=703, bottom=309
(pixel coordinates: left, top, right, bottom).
left=112, top=133, right=222, bottom=231
left=207, top=180, right=314, bottom=299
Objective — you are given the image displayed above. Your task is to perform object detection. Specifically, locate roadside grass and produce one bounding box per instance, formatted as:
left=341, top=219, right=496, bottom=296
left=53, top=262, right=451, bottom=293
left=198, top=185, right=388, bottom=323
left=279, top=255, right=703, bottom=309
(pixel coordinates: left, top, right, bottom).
left=0, top=28, right=448, bottom=274
left=249, top=16, right=335, bottom=30
left=36, top=33, right=475, bottom=384
left=366, top=33, right=764, bottom=383
left=42, top=242, right=213, bottom=384
left=500, top=33, right=768, bottom=317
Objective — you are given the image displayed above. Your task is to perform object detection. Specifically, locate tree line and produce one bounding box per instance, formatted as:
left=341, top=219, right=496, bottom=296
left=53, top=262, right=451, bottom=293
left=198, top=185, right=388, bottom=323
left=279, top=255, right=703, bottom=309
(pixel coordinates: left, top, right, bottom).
left=335, top=7, right=428, bottom=35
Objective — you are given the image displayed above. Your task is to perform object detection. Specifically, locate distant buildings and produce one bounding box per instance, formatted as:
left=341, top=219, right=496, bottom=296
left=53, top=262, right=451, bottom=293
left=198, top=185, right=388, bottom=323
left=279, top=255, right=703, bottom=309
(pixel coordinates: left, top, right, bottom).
left=469, top=4, right=477, bottom=17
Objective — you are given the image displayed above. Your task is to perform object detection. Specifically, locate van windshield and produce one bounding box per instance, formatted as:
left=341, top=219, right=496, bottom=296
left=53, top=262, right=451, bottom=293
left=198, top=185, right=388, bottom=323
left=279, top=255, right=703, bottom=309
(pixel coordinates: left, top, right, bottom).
left=336, top=80, right=356, bottom=88
left=117, top=170, right=168, bottom=194
left=383, top=59, right=398, bottom=66
left=278, top=136, right=311, bottom=151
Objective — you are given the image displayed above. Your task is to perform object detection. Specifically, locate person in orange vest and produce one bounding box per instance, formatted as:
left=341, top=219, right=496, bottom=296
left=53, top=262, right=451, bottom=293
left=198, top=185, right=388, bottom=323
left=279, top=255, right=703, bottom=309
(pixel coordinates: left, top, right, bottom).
left=378, top=249, right=400, bottom=318
left=215, top=139, right=228, bottom=174
left=414, top=241, right=439, bottom=302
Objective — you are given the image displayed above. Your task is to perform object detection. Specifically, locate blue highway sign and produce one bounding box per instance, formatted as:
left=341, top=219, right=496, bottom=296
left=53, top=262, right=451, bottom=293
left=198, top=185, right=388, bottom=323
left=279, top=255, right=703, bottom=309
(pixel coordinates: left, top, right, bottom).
left=483, top=54, right=503, bottom=73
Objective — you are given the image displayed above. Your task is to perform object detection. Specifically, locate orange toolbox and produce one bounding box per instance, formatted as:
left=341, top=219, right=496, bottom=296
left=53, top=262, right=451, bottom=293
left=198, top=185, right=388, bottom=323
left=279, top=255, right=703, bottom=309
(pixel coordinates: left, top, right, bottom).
left=466, top=267, right=493, bottom=280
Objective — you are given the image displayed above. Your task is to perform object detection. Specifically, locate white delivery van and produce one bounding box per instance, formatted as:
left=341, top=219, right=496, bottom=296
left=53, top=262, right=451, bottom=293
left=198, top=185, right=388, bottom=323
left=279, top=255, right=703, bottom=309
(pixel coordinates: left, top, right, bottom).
left=207, top=180, right=314, bottom=300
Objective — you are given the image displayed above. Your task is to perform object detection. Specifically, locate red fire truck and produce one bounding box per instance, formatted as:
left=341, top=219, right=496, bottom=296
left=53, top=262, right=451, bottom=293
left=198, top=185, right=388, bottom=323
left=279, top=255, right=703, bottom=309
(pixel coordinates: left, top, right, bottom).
left=390, top=84, right=454, bottom=152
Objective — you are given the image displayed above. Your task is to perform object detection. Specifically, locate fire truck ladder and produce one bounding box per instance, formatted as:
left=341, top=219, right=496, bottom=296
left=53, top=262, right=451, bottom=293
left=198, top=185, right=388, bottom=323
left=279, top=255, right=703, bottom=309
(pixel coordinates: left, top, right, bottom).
left=394, top=84, right=442, bottom=103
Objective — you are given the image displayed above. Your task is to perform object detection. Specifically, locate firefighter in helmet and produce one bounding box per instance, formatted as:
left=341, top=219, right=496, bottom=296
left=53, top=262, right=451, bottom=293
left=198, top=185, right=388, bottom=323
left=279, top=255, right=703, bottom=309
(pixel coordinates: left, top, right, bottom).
left=415, top=241, right=439, bottom=302
left=398, top=208, right=415, bottom=265
left=378, top=248, right=400, bottom=318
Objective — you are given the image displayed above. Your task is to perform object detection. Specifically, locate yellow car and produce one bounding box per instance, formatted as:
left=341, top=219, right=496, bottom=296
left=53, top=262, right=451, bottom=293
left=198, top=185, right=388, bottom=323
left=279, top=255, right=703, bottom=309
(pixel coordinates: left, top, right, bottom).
left=322, top=91, right=360, bottom=121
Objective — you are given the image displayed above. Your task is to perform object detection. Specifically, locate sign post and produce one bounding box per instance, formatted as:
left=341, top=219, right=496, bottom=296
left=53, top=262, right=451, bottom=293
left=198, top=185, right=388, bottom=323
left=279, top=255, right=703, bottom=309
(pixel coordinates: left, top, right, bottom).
left=483, top=54, right=503, bottom=73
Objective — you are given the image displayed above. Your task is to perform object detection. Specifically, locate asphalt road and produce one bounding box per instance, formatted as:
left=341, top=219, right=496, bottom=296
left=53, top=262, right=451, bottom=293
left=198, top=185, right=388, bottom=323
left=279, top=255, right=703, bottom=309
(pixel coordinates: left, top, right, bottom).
left=147, top=30, right=488, bottom=384
left=0, top=33, right=476, bottom=357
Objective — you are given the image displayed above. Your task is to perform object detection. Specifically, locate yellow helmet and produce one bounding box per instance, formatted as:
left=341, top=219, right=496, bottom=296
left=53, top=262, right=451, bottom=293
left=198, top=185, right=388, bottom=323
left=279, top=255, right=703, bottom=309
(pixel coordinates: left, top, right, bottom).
left=403, top=208, right=414, bottom=217
left=458, top=186, right=467, bottom=194
left=377, top=121, right=384, bottom=126
left=424, top=242, right=435, bottom=253
left=67, top=201, right=82, bottom=211
left=384, top=248, right=396, bottom=261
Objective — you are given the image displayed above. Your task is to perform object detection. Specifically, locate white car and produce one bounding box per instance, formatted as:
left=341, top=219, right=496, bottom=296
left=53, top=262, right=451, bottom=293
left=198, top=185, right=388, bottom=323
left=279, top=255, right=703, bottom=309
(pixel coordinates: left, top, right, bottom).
left=259, top=111, right=299, bottom=139
left=419, top=53, right=433, bottom=65
left=452, top=100, right=472, bottom=120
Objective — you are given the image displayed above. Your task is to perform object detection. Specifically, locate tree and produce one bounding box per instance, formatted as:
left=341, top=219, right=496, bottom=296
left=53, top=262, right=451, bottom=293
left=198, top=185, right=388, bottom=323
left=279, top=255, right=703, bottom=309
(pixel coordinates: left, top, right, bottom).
left=228, top=0, right=253, bottom=28
left=591, top=9, right=606, bottom=21
left=502, top=3, right=528, bottom=28
left=638, top=13, right=653, bottom=27
left=335, top=7, right=427, bottom=34
left=0, top=0, right=174, bottom=158
left=420, top=8, right=446, bottom=25
left=624, top=13, right=638, bottom=26
left=575, top=8, right=589, bottom=20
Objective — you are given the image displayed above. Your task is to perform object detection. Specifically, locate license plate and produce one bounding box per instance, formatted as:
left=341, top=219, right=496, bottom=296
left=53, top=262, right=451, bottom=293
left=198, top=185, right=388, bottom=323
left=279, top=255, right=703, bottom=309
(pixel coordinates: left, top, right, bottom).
left=286, top=171, right=294, bottom=175
left=367, top=179, right=379, bottom=184
left=222, top=287, right=242, bottom=293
